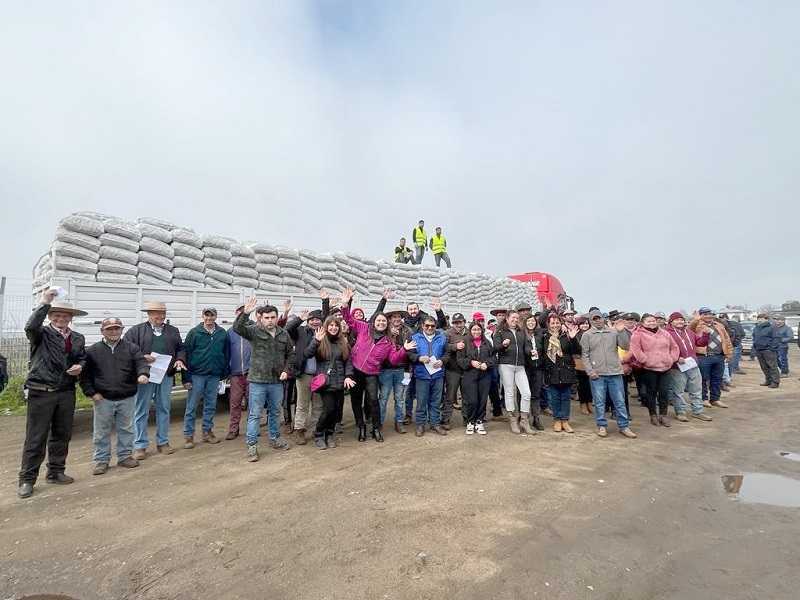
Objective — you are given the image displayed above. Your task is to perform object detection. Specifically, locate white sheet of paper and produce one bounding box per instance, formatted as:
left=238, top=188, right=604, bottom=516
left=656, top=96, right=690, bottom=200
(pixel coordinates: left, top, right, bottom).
left=678, top=357, right=698, bottom=372
left=424, top=355, right=442, bottom=375
left=401, top=372, right=412, bottom=386
left=147, top=352, right=172, bottom=385
left=53, top=287, right=69, bottom=300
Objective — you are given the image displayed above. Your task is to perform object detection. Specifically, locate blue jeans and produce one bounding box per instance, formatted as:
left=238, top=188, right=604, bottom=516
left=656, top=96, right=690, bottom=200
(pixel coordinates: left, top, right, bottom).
left=415, top=377, right=444, bottom=427
left=729, top=345, right=743, bottom=374
left=379, top=368, right=407, bottom=423
left=590, top=375, right=629, bottom=430
left=414, top=245, right=425, bottom=264
left=93, top=396, right=135, bottom=464
left=698, top=354, right=725, bottom=401
left=246, top=382, right=283, bottom=445
left=669, top=366, right=704, bottom=415
left=183, top=374, right=221, bottom=437
left=777, top=345, right=789, bottom=374
left=134, top=375, right=174, bottom=449
left=547, top=385, right=572, bottom=421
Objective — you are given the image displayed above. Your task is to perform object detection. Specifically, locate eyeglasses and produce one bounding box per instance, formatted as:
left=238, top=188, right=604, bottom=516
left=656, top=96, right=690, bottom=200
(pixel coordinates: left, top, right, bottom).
left=423, top=324, right=436, bottom=328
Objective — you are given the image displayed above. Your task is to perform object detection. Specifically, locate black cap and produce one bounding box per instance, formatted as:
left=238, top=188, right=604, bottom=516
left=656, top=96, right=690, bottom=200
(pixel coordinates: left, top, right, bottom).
left=452, top=313, right=465, bottom=323
left=307, top=310, right=323, bottom=321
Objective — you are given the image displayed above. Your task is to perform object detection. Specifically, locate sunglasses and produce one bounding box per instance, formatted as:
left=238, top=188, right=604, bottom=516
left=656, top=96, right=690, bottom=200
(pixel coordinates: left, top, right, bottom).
left=423, top=324, right=436, bottom=328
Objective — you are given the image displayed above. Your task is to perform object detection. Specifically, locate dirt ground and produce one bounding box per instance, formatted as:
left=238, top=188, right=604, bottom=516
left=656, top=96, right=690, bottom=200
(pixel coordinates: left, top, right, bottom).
left=1, top=348, right=799, bottom=600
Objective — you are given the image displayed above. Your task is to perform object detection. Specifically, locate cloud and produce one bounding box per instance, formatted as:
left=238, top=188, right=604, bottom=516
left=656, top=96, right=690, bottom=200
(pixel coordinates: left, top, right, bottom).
left=1, top=1, right=798, bottom=311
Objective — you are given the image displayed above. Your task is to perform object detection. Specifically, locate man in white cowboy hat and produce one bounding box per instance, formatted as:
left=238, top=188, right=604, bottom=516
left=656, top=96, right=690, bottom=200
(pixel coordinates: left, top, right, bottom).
left=80, top=318, right=151, bottom=475
left=18, top=289, right=87, bottom=499
left=124, top=300, right=187, bottom=459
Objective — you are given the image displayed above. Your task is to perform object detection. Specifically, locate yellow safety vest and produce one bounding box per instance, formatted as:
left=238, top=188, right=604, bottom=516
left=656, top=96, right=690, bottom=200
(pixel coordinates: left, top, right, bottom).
left=430, top=235, right=447, bottom=254
left=413, top=227, right=427, bottom=248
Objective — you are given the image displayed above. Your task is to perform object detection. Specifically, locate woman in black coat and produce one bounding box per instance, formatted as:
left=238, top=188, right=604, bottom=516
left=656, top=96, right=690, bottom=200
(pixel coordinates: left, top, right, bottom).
left=304, top=317, right=355, bottom=449
left=457, top=322, right=497, bottom=435
left=538, top=313, right=581, bottom=433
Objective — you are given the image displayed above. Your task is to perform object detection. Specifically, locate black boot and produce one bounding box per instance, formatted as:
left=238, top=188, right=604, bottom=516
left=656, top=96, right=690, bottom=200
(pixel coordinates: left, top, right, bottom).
left=372, top=428, right=384, bottom=443
left=358, top=424, right=367, bottom=442
left=532, top=415, right=544, bottom=431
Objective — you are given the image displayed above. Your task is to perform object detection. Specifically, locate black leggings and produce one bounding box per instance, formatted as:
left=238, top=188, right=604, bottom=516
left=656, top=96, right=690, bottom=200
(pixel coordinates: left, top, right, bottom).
left=351, top=369, right=380, bottom=429
left=576, top=370, right=592, bottom=404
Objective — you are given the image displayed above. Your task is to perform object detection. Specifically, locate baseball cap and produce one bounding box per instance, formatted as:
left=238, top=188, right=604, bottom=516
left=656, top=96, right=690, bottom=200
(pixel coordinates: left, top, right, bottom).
left=101, top=317, right=124, bottom=330
left=202, top=307, right=218, bottom=316
left=452, top=313, right=465, bottom=323
left=698, top=307, right=713, bottom=314
left=654, top=311, right=666, bottom=319
left=472, top=312, right=485, bottom=321
left=587, top=309, right=604, bottom=320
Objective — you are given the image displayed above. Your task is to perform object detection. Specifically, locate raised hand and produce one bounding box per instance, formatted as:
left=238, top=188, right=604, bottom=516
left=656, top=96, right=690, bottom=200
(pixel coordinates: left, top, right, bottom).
left=329, top=296, right=341, bottom=309
left=381, top=288, right=394, bottom=300
left=404, top=339, right=417, bottom=351
left=318, top=288, right=329, bottom=300
left=283, top=298, right=293, bottom=313
left=300, top=309, right=309, bottom=322
left=431, top=297, right=442, bottom=311
left=43, top=288, right=58, bottom=304
left=315, top=327, right=325, bottom=341
left=566, top=324, right=579, bottom=338
left=244, top=297, right=258, bottom=314
left=341, top=286, right=356, bottom=304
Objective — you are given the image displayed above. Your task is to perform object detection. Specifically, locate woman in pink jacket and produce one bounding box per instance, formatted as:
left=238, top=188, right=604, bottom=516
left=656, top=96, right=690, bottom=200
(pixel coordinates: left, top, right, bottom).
left=340, top=287, right=416, bottom=443
left=627, top=314, right=679, bottom=427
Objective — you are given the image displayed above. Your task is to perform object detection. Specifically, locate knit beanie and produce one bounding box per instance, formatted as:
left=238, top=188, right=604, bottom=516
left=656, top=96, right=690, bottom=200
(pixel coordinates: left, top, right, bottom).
left=668, top=311, right=684, bottom=323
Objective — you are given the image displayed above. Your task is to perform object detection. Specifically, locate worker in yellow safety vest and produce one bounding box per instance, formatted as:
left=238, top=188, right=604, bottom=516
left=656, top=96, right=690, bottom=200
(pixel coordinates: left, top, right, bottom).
left=394, top=237, right=413, bottom=264
left=412, top=220, right=427, bottom=265
left=429, top=227, right=451, bottom=268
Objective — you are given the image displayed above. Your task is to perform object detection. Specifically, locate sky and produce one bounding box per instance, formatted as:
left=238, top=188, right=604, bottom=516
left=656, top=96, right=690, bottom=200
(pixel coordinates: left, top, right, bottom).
left=1, top=1, right=798, bottom=314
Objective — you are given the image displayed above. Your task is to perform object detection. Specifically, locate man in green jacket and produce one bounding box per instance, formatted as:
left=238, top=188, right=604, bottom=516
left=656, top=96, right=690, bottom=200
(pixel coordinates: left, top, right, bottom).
left=182, top=307, right=230, bottom=448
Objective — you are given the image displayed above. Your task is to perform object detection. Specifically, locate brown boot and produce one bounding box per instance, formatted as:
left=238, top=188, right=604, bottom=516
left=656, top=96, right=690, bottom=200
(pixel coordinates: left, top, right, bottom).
left=132, top=448, right=147, bottom=460
left=295, top=428, right=307, bottom=445
left=395, top=420, right=407, bottom=434
left=519, top=413, right=536, bottom=435
left=509, top=412, right=521, bottom=434
left=183, top=436, right=195, bottom=449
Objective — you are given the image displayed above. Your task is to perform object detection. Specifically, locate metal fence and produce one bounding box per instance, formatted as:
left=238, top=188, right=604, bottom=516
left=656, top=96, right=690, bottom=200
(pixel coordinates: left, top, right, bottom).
left=0, top=292, right=33, bottom=378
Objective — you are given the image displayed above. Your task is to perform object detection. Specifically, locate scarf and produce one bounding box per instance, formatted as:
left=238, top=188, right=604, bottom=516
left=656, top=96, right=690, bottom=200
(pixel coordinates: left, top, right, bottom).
left=546, top=332, right=563, bottom=364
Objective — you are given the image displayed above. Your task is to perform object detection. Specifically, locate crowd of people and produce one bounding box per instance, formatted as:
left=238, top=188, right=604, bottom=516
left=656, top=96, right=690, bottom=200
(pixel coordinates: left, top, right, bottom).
left=15, top=287, right=796, bottom=499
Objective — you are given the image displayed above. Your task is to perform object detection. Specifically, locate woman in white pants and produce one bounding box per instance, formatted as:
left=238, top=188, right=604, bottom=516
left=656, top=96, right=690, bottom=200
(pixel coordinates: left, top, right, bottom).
left=492, top=310, right=536, bottom=435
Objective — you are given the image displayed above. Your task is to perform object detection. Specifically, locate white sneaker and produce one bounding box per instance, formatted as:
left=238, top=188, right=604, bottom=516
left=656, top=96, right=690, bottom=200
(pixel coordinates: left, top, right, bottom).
left=466, top=422, right=475, bottom=435
left=476, top=421, right=487, bottom=435
left=246, top=444, right=259, bottom=462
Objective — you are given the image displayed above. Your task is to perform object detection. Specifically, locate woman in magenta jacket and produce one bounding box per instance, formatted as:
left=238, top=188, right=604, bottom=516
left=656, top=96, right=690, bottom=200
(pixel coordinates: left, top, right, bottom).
left=341, top=287, right=416, bottom=443
left=626, top=313, right=679, bottom=427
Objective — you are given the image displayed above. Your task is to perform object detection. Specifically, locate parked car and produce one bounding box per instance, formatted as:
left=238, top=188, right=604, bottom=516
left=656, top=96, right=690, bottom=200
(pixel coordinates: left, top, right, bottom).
left=740, top=321, right=756, bottom=353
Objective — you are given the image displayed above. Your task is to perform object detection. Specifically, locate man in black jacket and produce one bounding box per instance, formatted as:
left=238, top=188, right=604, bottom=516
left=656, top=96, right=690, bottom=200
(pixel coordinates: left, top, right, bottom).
left=18, top=290, right=87, bottom=499
left=81, top=318, right=150, bottom=475
left=124, top=300, right=187, bottom=459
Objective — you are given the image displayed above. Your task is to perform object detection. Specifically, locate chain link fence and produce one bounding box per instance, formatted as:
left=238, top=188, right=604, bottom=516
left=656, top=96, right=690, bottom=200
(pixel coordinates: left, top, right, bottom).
left=1, top=292, right=33, bottom=378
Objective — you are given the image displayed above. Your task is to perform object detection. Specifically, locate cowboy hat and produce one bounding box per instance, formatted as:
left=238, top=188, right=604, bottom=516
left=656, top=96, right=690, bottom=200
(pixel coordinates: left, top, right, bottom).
left=383, top=306, right=408, bottom=319
left=490, top=307, right=509, bottom=316
left=142, top=301, right=168, bottom=312
left=47, top=300, right=87, bottom=317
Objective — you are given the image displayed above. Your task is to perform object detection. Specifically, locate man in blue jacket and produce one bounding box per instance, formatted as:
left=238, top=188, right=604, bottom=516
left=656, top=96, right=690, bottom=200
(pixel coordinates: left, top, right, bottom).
left=772, top=315, right=793, bottom=377
left=226, top=304, right=251, bottom=440
left=409, top=315, right=449, bottom=437
left=753, top=314, right=780, bottom=388
left=182, top=307, right=230, bottom=448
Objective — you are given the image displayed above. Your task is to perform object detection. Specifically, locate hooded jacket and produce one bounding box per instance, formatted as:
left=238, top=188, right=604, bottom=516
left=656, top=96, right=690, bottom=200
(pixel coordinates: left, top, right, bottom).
left=664, top=325, right=708, bottom=361
left=753, top=321, right=780, bottom=351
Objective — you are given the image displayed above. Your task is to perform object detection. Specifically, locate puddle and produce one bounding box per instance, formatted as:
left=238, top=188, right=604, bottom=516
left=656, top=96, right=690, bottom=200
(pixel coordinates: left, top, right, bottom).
left=722, top=473, right=800, bottom=508
left=777, top=451, right=800, bottom=462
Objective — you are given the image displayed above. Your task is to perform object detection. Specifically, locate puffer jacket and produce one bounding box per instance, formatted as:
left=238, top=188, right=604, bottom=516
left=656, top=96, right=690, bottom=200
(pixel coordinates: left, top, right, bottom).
left=537, top=330, right=581, bottom=386
left=25, top=303, right=87, bottom=392
left=627, top=326, right=680, bottom=372
left=342, top=306, right=406, bottom=375
left=493, top=327, right=531, bottom=366
left=304, top=336, right=354, bottom=391
left=409, top=330, right=449, bottom=380
left=456, top=337, right=497, bottom=371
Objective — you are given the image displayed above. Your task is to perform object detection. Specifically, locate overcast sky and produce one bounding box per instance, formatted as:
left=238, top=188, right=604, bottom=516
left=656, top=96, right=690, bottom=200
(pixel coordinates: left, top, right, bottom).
left=1, top=1, right=797, bottom=313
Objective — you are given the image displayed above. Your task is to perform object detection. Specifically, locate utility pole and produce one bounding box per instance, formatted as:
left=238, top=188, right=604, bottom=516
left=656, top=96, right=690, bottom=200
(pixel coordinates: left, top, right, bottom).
left=0, top=276, right=6, bottom=345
